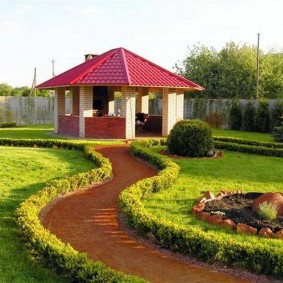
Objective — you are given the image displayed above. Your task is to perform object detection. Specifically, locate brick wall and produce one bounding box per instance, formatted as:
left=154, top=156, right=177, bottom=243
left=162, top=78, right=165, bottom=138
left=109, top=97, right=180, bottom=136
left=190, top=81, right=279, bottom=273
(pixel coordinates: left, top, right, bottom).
left=85, top=117, right=126, bottom=139
left=58, top=115, right=79, bottom=137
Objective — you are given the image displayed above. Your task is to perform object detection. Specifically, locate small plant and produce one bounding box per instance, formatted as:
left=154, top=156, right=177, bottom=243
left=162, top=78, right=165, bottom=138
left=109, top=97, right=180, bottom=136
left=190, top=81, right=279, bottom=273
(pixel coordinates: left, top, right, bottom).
left=258, top=202, right=277, bottom=221
left=255, top=100, right=271, bottom=133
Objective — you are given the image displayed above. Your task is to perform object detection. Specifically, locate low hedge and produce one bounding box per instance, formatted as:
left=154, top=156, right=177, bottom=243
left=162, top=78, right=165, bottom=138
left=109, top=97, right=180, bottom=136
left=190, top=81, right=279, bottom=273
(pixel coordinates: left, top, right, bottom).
left=214, top=136, right=283, bottom=149
left=119, top=139, right=283, bottom=277
left=214, top=140, right=283, bottom=158
left=0, top=122, right=17, bottom=128
left=2, top=139, right=145, bottom=283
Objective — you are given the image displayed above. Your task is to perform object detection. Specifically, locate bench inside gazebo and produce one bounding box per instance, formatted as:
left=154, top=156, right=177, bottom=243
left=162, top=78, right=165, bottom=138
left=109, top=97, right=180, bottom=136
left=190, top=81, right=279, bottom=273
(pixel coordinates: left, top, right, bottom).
left=37, top=47, right=203, bottom=139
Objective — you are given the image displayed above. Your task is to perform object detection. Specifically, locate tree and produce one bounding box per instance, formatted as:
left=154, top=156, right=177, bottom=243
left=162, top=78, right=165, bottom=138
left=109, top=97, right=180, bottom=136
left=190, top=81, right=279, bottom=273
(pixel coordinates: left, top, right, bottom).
left=0, top=83, right=13, bottom=96
left=176, top=42, right=283, bottom=99
left=229, top=101, right=242, bottom=130
left=255, top=100, right=271, bottom=132
left=242, top=101, right=256, bottom=131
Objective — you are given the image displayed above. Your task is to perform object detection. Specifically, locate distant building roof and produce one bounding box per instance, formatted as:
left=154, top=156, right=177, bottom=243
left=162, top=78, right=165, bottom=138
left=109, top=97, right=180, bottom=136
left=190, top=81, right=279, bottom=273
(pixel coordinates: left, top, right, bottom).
left=37, top=47, right=204, bottom=90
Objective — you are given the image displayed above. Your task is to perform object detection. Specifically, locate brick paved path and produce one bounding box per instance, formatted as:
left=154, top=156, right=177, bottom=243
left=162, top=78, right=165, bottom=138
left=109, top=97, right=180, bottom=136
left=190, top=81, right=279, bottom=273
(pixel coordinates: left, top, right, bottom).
left=42, top=145, right=248, bottom=283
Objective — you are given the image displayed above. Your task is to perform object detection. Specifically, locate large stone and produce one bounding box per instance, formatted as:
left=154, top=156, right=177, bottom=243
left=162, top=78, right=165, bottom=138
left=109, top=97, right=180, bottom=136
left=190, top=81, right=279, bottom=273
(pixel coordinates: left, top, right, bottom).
left=258, top=227, right=273, bottom=238
left=237, top=223, right=257, bottom=235
left=252, top=192, right=283, bottom=216
left=221, top=219, right=236, bottom=230
left=191, top=203, right=205, bottom=215
left=207, top=214, right=222, bottom=225
left=195, top=211, right=210, bottom=221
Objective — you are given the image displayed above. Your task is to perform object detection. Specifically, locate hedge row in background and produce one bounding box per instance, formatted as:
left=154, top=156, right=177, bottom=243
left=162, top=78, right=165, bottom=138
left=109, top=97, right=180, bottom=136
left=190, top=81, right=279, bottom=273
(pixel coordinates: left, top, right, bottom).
left=0, top=122, right=17, bottom=128
left=1, top=139, right=145, bottom=283
left=214, top=139, right=283, bottom=158
left=119, top=139, right=283, bottom=277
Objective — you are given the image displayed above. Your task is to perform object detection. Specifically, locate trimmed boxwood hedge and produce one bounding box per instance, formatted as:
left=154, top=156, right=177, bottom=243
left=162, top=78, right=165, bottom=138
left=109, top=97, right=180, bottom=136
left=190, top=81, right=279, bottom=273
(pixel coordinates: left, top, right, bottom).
left=1, top=139, right=146, bottom=283
left=119, top=139, right=283, bottom=277
left=213, top=136, right=283, bottom=158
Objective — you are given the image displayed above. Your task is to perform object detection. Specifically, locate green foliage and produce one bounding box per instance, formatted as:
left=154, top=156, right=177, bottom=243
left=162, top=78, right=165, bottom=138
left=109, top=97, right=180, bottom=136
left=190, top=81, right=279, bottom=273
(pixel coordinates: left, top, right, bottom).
left=258, top=202, right=277, bottom=221
left=1, top=139, right=144, bottom=283
left=0, top=83, right=13, bottom=96
left=229, top=101, right=242, bottom=130
left=0, top=83, right=52, bottom=97
left=0, top=122, right=17, bottom=128
left=176, top=42, right=283, bottom=98
left=271, top=100, right=283, bottom=128
left=273, top=125, right=283, bottom=142
left=167, top=119, right=213, bottom=157
left=214, top=139, right=283, bottom=158
left=242, top=101, right=256, bottom=131
left=255, top=100, right=271, bottom=132
left=120, top=140, right=283, bottom=277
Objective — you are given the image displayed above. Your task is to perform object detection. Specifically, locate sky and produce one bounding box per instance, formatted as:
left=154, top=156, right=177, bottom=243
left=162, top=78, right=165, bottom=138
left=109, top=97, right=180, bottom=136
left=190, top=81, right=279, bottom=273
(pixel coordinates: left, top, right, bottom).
left=1, top=0, right=283, bottom=87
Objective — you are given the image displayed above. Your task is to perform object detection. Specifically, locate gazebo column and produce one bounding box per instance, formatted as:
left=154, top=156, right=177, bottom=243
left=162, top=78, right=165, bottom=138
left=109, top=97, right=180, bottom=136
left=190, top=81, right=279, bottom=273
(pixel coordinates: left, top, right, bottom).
left=176, top=91, right=184, bottom=122
left=79, top=86, right=93, bottom=138
left=162, top=88, right=178, bottom=136
left=54, top=88, right=65, bottom=133
left=121, top=86, right=136, bottom=139
left=108, top=87, right=115, bottom=114
left=136, top=87, right=149, bottom=113
left=71, top=87, right=80, bottom=115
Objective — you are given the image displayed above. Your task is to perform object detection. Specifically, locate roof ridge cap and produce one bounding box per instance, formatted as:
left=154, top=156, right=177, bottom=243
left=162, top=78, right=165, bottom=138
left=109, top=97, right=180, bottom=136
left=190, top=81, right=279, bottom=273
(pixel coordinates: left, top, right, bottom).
left=70, top=49, right=117, bottom=85
left=120, top=48, right=131, bottom=85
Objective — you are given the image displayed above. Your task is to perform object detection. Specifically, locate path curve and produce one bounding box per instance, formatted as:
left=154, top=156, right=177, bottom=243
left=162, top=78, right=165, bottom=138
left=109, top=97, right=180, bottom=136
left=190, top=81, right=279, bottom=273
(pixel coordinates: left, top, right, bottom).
left=42, top=145, right=248, bottom=283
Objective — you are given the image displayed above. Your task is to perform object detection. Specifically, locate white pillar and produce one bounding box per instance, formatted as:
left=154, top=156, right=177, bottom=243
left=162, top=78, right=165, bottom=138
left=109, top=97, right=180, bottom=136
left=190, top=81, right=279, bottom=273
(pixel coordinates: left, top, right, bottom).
left=79, top=86, right=93, bottom=138
left=121, top=86, right=136, bottom=139
left=136, top=87, right=149, bottom=113
left=162, top=88, right=177, bottom=137
left=54, top=88, right=65, bottom=133
left=176, top=92, right=184, bottom=122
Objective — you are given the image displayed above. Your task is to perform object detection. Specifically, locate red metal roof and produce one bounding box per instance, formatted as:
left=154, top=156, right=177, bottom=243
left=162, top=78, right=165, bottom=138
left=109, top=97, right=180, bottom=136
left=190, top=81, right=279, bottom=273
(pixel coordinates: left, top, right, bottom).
left=37, top=47, right=204, bottom=90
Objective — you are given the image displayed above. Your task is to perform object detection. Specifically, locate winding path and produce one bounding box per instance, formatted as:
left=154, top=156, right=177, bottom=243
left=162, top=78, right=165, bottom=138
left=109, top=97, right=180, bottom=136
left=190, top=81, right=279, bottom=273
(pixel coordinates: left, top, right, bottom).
left=42, top=145, right=248, bottom=283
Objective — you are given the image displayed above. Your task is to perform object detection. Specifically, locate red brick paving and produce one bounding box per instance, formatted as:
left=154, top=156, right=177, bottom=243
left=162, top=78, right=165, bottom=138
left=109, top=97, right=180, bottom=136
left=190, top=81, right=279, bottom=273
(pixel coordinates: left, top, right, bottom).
left=42, top=145, right=248, bottom=283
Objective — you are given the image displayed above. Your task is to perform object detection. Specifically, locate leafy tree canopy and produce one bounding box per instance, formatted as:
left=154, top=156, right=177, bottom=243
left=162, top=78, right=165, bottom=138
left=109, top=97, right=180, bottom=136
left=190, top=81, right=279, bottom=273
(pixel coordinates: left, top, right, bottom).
left=0, top=83, right=51, bottom=97
left=175, top=42, right=283, bottom=99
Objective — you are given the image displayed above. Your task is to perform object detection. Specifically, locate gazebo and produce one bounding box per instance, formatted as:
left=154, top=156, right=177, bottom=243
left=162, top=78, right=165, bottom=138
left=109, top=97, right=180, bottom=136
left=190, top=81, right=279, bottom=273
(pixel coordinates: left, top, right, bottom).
left=37, top=47, right=203, bottom=139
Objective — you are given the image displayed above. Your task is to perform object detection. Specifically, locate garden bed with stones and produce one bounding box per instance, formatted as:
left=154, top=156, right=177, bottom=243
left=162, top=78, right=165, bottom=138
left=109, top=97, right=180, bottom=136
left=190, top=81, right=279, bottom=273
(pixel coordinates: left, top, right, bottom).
left=192, top=190, right=283, bottom=239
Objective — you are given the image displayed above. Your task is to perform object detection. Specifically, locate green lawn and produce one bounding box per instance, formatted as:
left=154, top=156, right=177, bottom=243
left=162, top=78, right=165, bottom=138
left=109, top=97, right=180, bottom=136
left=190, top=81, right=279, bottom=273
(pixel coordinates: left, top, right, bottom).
left=0, top=124, right=57, bottom=139
left=212, top=128, right=273, bottom=142
left=0, top=146, right=94, bottom=283
left=143, top=146, right=283, bottom=237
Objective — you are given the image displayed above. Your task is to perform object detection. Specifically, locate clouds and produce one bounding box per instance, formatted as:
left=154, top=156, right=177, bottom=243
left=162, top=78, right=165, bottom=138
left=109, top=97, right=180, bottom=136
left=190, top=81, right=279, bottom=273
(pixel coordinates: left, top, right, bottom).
left=60, top=3, right=104, bottom=15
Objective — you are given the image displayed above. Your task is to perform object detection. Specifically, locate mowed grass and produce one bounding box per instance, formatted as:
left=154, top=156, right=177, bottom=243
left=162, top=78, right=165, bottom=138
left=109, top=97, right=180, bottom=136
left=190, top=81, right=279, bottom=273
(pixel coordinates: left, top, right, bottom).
left=212, top=128, right=273, bottom=142
left=0, top=124, right=57, bottom=139
left=0, top=146, right=94, bottom=283
left=142, top=146, right=283, bottom=239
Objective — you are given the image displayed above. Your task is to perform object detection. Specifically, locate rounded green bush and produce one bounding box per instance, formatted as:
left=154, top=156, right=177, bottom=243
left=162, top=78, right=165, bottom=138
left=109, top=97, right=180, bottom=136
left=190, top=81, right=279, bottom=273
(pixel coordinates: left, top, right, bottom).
left=167, top=119, right=213, bottom=157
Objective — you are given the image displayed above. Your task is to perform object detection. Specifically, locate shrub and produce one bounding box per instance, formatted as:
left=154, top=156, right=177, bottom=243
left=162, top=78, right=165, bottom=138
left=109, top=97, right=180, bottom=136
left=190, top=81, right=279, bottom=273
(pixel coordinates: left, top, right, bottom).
left=242, top=101, right=256, bottom=131
left=167, top=119, right=213, bottom=157
left=255, top=100, right=271, bottom=133
left=205, top=112, right=225, bottom=128
left=0, top=122, right=17, bottom=128
left=271, top=100, right=283, bottom=128
left=229, top=101, right=242, bottom=130
left=258, top=202, right=277, bottom=221
left=273, top=124, right=283, bottom=142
